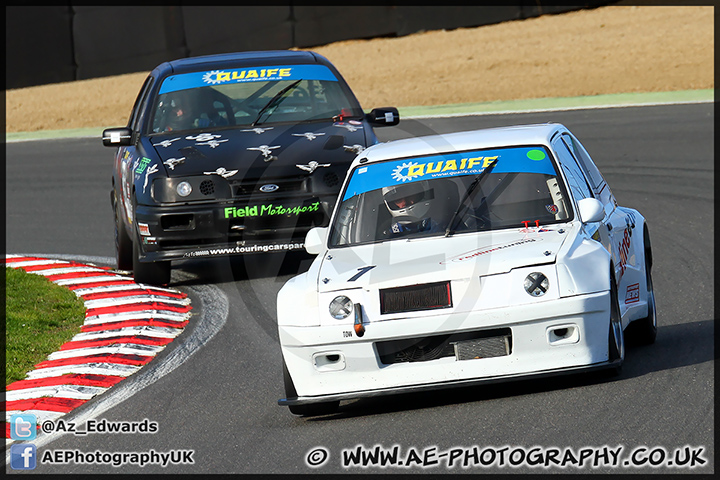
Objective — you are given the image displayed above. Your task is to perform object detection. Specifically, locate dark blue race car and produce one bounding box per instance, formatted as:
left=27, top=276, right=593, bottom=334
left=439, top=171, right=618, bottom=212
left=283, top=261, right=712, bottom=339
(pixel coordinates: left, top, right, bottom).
left=103, top=50, right=399, bottom=286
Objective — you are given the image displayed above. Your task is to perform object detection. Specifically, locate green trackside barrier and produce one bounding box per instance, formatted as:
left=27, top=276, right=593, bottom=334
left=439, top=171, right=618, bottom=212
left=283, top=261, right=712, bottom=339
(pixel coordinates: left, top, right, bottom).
left=398, top=89, right=714, bottom=118
left=4, top=89, right=713, bottom=143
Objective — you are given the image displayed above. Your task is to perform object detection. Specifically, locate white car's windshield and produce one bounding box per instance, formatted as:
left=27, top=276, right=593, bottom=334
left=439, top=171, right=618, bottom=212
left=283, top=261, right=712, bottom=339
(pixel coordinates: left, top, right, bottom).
left=150, top=64, right=362, bottom=133
left=329, top=146, right=572, bottom=247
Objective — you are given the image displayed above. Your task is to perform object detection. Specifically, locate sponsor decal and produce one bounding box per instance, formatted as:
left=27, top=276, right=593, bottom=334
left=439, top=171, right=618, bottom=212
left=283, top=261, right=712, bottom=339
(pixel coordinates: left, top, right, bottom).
left=625, top=283, right=640, bottom=304
left=182, top=242, right=305, bottom=258
left=135, top=157, right=152, bottom=174
left=158, top=65, right=338, bottom=94
left=399, top=156, right=498, bottom=180
left=186, top=133, right=228, bottom=148
left=618, top=226, right=632, bottom=278
left=143, top=164, right=158, bottom=193
left=240, top=127, right=274, bottom=134
left=546, top=204, right=559, bottom=215
left=334, top=123, right=363, bottom=132
left=203, top=167, right=238, bottom=179
left=292, top=132, right=325, bottom=141
left=343, top=146, right=557, bottom=201
left=440, top=238, right=539, bottom=264
left=224, top=201, right=320, bottom=219
left=247, top=145, right=280, bottom=161
left=153, top=137, right=181, bottom=148
left=203, top=68, right=292, bottom=84
left=344, top=144, right=365, bottom=154
left=296, top=161, right=331, bottom=173
left=163, top=157, right=185, bottom=170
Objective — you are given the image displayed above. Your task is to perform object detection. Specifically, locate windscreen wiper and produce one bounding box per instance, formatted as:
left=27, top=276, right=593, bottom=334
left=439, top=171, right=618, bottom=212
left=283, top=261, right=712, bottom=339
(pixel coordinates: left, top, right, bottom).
left=251, top=79, right=302, bottom=126
left=444, top=158, right=498, bottom=237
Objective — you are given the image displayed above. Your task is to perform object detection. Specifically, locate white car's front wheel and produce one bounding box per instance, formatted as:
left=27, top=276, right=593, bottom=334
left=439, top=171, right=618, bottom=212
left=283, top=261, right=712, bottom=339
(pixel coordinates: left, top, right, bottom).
left=608, top=271, right=625, bottom=376
left=283, top=362, right=339, bottom=417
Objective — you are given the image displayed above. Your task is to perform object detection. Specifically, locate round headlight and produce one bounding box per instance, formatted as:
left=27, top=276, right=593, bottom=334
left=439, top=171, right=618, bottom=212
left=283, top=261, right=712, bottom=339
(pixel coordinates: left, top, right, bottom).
left=329, top=296, right=353, bottom=319
left=176, top=181, right=192, bottom=197
left=524, top=272, right=549, bottom=297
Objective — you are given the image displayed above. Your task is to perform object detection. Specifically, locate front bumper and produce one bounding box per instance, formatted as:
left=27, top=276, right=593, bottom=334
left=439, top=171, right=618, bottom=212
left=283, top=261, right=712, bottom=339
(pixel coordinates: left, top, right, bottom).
left=134, top=196, right=331, bottom=262
left=279, top=291, right=613, bottom=405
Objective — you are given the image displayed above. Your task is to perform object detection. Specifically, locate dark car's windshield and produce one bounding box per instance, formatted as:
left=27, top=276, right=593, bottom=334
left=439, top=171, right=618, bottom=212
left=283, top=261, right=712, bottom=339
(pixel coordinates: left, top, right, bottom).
left=150, top=64, right=362, bottom=134
left=328, top=146, right=573, bottom=247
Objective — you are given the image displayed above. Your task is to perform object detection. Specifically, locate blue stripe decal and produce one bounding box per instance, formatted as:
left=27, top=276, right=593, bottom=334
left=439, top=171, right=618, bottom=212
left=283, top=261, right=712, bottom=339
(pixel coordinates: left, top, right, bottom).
left=343, top=147, right=556, bottom=201
left=159, top=65, right=338, bottom=94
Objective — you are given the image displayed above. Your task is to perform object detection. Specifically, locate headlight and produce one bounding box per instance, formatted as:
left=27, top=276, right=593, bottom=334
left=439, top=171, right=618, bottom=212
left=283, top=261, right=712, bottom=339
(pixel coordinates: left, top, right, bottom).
left=524, top=272, right=549, bottom=297
left=329, top=296, right=353, bottom=319
left=176, top=181, right=192, bottom=197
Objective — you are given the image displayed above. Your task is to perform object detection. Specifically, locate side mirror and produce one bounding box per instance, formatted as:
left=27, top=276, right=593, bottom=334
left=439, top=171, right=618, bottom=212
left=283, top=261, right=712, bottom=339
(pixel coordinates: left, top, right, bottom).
left=366, top=107, right=399, bottom=126
left=577, top=197, right=605, bottom=224
left=102, top=127, right=133, bottom=147
left=304, top=227, right=328, bottom=255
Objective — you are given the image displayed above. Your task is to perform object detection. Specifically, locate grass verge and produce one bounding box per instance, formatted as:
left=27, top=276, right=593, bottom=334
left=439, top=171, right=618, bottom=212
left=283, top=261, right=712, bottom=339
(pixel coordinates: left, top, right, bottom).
left=5, top=267, right=86, bottom=386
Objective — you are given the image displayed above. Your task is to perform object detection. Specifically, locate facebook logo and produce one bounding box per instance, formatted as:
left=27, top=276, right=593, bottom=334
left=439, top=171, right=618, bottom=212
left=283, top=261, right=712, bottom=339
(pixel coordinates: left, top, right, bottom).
left=10, top=413, right=37, bottom=440
left=10, top=444, right=37, bottom=470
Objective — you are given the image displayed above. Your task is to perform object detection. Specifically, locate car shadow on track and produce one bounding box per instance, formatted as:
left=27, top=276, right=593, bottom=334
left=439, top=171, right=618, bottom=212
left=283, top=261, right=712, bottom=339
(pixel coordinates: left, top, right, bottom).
left=169, top=250, right=315, bottom=286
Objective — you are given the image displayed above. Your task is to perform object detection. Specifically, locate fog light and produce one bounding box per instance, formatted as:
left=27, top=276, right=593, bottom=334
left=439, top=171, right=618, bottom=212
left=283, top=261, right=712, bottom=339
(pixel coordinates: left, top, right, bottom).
left=176, top=181, right=192, bottom=197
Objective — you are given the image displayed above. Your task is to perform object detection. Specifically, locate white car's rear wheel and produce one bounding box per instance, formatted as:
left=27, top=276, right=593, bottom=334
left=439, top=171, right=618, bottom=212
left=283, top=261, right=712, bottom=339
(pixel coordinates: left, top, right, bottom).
left=627, top=227, right=657, bottom=345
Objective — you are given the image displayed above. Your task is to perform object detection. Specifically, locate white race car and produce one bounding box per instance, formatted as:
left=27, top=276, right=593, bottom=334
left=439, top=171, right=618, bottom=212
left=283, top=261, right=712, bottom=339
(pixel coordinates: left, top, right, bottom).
left=277, top=123, right=656, bottom=416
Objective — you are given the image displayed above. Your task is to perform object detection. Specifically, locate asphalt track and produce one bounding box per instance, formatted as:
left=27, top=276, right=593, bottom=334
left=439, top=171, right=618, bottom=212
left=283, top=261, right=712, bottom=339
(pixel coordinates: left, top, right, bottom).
left=4, top=99, right=714, bottom=474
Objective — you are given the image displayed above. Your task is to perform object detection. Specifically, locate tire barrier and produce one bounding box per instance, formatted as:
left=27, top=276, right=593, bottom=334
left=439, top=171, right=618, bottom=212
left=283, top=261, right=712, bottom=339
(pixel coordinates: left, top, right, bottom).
left=6, top=3, right=613, bottom=89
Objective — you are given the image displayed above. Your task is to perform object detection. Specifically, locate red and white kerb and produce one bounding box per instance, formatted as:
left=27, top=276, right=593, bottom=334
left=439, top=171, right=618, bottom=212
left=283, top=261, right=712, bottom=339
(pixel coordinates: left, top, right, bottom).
left=3, top=255, right=192, bottom=442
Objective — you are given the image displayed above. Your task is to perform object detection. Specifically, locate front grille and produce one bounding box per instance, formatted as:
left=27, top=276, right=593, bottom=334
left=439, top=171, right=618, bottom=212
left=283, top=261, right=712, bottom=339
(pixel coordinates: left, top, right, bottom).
left=380, top=281, right=452, bottom=314
left=375, top=328, right=512, bottom=365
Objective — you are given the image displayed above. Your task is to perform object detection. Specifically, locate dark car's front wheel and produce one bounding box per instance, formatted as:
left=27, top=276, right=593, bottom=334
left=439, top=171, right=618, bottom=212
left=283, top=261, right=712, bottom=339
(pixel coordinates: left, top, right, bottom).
left=132, top=240, right=171, bottom=286
left=130, top=195, right=171, bottom=286
left=112, top=191, right=133, bottom=271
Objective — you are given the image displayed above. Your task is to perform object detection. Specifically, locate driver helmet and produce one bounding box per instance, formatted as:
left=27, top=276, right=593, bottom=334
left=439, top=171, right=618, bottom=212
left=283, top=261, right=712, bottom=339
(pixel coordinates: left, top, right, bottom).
left=382, top=181, right=433, bottom=220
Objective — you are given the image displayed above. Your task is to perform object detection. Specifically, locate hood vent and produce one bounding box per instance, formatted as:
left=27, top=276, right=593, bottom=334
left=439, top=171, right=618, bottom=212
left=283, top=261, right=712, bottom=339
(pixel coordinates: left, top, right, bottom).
left=380, top=281, right=452, bottom=314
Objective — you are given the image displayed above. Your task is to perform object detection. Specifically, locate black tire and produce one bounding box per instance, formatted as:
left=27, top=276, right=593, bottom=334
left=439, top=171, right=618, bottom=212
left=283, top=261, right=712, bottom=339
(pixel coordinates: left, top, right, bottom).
left=112, top=191, right=133, bottom=271
left=607, top=270, right=625, bottom=376
left=130, top=194, right=171, bottom=286
left=626, top=227, right=657, bottom=345
left=283, top=362, right=339, bottom=417
left=132, top=240, right=171, bottom=286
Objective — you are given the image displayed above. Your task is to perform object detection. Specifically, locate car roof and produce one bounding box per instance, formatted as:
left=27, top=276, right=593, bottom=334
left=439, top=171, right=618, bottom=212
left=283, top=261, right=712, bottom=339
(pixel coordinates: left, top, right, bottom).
left=152, top=50, right=327, bottom=77
left=359, top=123, right=568, bottom=164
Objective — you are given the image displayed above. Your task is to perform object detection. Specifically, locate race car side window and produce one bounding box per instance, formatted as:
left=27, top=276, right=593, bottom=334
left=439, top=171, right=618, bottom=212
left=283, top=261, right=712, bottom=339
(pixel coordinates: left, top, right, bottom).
left=561, top=133, right=615, bottom=206
left=553, top=138, right=593, bottom=202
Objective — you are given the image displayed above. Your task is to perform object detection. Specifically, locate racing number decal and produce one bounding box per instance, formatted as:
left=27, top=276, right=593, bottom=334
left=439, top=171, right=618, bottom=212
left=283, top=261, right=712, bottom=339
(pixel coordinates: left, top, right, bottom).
left=348, top=265, right=376, bottom=282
